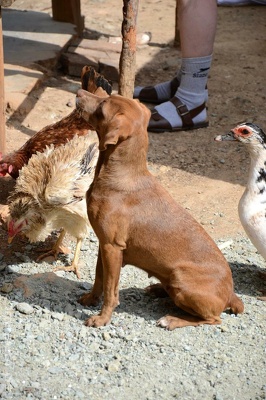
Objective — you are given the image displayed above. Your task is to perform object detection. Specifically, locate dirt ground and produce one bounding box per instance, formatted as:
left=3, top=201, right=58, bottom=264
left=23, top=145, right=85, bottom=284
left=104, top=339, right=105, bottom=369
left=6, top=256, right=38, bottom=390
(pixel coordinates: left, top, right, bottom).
left=1, top=0, right=266, bottom=252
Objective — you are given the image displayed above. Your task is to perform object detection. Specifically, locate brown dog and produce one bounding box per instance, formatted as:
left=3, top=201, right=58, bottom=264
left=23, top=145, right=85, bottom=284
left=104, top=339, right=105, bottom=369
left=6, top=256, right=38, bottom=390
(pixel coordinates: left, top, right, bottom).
left=76, top=89, right=244, bottom=330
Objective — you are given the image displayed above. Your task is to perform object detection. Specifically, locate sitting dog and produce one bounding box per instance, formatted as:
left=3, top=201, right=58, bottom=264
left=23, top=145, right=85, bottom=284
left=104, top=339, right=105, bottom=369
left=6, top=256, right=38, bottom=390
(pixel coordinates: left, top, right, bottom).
left=76, top=89, right=244, bottom=330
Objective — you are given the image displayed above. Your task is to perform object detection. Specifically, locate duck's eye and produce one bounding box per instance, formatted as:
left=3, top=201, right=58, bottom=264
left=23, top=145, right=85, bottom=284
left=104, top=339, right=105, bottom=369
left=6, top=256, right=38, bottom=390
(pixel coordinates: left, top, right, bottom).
left=241, top=128, right=249, bottom=135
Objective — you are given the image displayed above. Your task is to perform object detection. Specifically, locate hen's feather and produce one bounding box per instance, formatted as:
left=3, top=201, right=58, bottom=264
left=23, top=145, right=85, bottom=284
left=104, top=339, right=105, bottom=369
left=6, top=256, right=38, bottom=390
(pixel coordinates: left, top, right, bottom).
left=7, top=135, right=99, bottom=277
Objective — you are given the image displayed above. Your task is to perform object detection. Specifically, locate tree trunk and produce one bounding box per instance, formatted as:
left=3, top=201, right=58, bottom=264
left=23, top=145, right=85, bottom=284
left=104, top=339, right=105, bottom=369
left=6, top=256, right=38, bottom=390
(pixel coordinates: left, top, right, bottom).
left=118, top=0, right=139, bottom=98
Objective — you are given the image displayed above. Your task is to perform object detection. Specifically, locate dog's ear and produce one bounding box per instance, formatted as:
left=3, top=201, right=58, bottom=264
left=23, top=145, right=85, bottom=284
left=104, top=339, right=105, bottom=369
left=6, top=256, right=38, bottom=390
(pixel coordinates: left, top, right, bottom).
left=99, top=113, right=131, bottom=151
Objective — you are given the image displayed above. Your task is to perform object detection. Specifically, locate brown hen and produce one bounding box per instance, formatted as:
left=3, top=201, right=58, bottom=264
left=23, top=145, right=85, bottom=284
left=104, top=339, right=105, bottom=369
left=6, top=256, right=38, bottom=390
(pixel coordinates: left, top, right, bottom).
left=7, top=134, right=99, bottom=278
left=0, top=66, right=112, bottom=179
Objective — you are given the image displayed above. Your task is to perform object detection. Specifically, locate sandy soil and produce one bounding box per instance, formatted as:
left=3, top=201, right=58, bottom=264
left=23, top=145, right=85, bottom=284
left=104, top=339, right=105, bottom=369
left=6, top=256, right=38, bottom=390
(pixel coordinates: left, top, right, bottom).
left=1, top=0, right=266, bottom=250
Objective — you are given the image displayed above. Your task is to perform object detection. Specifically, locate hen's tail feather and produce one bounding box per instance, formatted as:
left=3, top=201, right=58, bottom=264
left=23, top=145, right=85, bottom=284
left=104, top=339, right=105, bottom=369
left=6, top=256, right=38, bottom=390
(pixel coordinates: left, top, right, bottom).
left=81, top=66, right=112, bottom=95
left=80, top=142, right=99, bottom=175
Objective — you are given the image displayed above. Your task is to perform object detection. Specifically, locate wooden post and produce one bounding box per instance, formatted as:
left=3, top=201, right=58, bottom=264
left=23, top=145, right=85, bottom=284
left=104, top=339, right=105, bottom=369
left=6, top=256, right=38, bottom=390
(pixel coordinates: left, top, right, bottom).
left=52, top=0, right=84, bottom=37
left=0, top=5, right=6, bottom=155
left=118, top=0, right=139, bottom=98
left=174, top=0, right=180, bottom=48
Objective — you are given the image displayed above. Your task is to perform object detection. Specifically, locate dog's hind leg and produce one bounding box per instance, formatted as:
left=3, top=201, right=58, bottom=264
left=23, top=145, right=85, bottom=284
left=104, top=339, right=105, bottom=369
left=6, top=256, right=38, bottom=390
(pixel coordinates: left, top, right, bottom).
left=157, top=288, right=225, bottom=330
left=157, top=314, right=221, bottom=330
left=145, top=283, right=169, bottom=298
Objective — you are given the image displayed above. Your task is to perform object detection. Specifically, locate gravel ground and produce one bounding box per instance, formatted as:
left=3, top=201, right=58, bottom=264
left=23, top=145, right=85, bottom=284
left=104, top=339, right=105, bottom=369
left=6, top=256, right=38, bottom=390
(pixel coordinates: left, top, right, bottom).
left=1, top=230, right=265, bottom=400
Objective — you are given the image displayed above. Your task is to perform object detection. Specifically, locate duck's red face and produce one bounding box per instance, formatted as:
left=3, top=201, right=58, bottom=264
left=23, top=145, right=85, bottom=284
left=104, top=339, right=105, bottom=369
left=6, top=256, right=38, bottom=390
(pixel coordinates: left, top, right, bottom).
left=231, top=124, right=253, bottom=140
left=215, top=122, right=266, bottom=146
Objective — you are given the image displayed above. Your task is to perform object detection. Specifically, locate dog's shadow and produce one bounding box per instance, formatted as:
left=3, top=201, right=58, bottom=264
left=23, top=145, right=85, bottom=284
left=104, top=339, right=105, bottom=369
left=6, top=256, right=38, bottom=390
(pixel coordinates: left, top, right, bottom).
left=0, top=269, right=178, bottom=324
left=1, top=260, right=265, bottom=327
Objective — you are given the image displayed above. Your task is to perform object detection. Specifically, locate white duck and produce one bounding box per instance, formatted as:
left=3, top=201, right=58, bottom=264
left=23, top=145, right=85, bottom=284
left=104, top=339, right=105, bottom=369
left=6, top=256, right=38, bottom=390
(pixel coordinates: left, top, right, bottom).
left=215, top=122, right=266, bottom=258
left=215, top=122, right=266, bottom=299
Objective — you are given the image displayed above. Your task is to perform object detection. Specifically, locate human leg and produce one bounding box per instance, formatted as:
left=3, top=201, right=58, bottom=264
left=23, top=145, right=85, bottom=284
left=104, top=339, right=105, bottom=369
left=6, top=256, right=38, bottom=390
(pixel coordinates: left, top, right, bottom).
left=148, top=0, right=217, bottom=132
left=135, top=0, right=217, bottom=132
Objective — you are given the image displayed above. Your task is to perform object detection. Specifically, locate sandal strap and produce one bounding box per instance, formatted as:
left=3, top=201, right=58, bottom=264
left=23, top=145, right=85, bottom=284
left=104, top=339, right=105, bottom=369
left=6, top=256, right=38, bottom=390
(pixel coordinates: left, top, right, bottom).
left=138, top=86, right=158, bottom=102
left=136, top=77, right=180, bottom=104
left=170, top=77, right=180, bottom=97
left=170, top=97, right=206, bottom=128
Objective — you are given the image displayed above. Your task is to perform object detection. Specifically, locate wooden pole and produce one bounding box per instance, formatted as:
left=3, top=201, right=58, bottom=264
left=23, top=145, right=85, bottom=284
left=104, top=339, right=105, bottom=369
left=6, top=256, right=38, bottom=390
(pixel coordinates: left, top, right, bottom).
left=0, top=6, right=6, bottom=155
left=174, top=0, right=180, bottom=48
left=118, top=0, right=139, bottom=98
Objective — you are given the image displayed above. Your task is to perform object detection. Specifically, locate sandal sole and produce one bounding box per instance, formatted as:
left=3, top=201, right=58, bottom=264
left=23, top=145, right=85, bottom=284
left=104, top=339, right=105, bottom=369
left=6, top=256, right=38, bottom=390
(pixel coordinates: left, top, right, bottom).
left=148, top=121, right=209, bottom=133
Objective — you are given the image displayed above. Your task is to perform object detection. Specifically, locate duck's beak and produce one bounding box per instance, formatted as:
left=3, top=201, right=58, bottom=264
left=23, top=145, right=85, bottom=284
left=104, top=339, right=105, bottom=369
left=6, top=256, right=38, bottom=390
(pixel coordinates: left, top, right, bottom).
left=214, top=131, right=237, bottom=142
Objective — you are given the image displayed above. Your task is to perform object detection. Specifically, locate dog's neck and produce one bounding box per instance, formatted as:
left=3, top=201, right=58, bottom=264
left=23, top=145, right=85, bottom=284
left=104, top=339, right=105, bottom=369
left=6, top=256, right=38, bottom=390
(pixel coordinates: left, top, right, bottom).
left=94, top=137, right=152, bottom=191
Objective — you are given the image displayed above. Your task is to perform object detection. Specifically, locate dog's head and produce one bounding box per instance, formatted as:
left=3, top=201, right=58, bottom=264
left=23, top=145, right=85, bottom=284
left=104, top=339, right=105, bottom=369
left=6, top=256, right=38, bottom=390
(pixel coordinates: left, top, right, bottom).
left=76, top=89, right=151, bottom=151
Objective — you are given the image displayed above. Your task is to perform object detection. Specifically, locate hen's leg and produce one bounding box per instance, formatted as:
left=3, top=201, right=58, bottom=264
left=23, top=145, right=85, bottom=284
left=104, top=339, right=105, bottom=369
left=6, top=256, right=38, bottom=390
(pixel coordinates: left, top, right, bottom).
left=53, top=237, right=83, bottom=279
left=36, top=230, right=68, bottom=261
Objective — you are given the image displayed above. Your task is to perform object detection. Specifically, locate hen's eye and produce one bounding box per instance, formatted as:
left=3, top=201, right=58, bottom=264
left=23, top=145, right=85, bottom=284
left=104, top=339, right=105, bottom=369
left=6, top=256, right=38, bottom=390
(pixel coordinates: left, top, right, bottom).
left=241, top=129, right=249, bottom=135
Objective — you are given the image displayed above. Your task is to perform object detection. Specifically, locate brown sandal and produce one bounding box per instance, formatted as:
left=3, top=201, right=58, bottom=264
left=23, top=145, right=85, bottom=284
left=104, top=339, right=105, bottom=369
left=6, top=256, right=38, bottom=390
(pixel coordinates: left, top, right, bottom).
left=133, top=77, right=180, bottom=104
left=148, top=97, right=209, bottom=133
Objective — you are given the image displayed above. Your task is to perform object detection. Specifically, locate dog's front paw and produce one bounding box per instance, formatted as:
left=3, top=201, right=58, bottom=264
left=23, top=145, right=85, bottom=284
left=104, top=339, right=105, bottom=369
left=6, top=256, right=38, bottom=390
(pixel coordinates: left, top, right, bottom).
left=84, top=315, right=110, bottom=327
left=78, top=292, right=101, bottom=307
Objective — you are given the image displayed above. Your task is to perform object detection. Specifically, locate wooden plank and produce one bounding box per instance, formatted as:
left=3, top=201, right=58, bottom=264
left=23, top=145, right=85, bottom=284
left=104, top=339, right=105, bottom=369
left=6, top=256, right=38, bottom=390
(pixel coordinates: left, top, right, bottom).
left=60, top=51, right=119, bottom=81
left=70, top=38, right=122, bottom=53
left=68, top=45, right=120, bottom=62
left=98, top=59, right=119, bottom=82
left=0, top=6, right=6, bottom=155
left=60, top=52, right=98, bottom=77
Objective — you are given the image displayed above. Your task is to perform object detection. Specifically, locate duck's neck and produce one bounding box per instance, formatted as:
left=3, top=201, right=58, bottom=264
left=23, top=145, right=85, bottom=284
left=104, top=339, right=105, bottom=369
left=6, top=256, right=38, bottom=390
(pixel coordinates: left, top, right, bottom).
left=247, top=148, right=266, bottom=195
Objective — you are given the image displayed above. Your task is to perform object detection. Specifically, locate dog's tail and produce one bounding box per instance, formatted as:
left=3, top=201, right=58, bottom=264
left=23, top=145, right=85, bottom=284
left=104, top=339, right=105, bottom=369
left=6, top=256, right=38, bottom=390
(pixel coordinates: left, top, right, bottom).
left=229, top=292, right=244, bottom=315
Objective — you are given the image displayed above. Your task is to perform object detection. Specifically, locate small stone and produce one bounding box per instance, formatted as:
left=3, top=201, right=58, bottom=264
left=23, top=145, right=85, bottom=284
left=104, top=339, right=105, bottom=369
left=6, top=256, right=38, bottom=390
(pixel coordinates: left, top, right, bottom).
left=31, top=382, right=41, bottom=389
left=79, top=326, right=88, bottom=338
left=68, top=353, right=80, bottom=362
left=0, top=383, right=6, bottom=395
left=6, top=265, right=20, bottom=273
left=220, top=325, right=229, bottom=332
left=1, top=283, right=14, bottom=293
left=51, top=312, right=64, bottom=321
left=48, top=367, right=63, bottom=374
left=102, top=332, right=111, bottom=341
left=0, top=264, right=6, bottom=272
left=42, top=360, right=51, bottom=368
left=15, top=303, right=34, bottom=315
left=74, top=389, right=85, bottom=398
left=107, top=360, right=121, bottom=372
